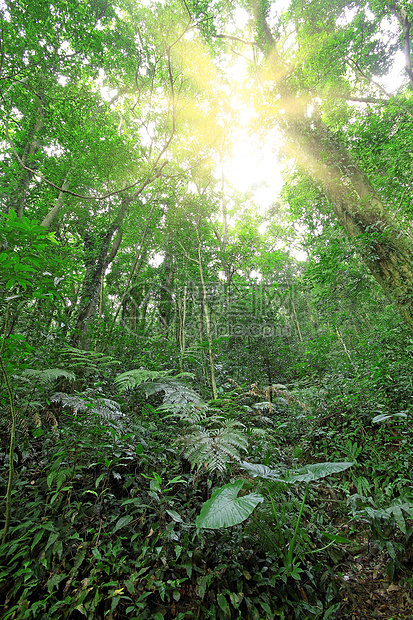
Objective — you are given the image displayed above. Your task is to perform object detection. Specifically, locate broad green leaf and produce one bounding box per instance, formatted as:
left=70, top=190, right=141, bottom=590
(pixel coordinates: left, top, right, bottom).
left=285, top=462, right=353, bottom=483
left=166, top=509, right=183, bottom=523
left=217, top=593, right=228, bottom=612
left=47, top=471, right=56, bottom=489
left=113, top=515, right=134, bottom=533
left=241, top=461, right=284, bottom=480
left=372, top=412, right=407, bottom=423
left=391, top=505, right=406, bottom=534
left=196, top=480, right=263, bottom=529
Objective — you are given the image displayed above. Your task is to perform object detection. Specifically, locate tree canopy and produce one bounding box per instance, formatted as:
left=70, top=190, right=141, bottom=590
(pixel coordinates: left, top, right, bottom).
left=1, top=0, right=413, bottom=618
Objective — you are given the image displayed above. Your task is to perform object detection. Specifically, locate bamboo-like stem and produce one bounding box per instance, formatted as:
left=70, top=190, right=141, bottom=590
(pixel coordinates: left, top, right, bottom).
left=197, top=235, right=217, bottom=400
left=286, top=482, right=309, bottom=569
left=0, top=310, right=16, bottom=544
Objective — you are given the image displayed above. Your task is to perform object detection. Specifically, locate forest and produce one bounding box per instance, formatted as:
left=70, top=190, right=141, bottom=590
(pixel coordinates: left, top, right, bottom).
left=1, top=0, right=413, bottom=617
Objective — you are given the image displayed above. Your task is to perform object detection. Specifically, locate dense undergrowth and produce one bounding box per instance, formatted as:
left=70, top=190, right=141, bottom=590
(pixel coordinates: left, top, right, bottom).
left=1, top=341, right=413, bottom=620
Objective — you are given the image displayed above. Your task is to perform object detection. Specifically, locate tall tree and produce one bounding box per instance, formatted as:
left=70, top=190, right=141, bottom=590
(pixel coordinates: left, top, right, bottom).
left=185, top=0, right=413, bottom=332
left=254, top=0, right=413, bottom=331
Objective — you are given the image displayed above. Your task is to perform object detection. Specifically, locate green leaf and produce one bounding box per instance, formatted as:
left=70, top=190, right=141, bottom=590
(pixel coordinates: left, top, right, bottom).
left=390, top=505, right=406, bottom=534
left=47, top=572, right=67, bottom=592
left=13, top=263, right=36, bottom=272
left=372, top=412, right=407, bottom=423
left=321, top=532, right=355, bottom=545
left=47, top=471, right=57, bottom=490
left=285, top=462, right=353, bottom=483
left=113, top=515, right=133, bottom=533
left=240, top=461, right=283, bottom=480
left=166, top=509, right=183, bottom=523
left=217, top=593, right=228, bottom=612
left=196, top=480, right=263, bottom=529
left=31, top=529, right=45, bottom=550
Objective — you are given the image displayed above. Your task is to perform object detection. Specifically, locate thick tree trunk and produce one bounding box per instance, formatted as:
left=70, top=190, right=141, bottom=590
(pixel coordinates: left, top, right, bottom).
left=254, top=9, right=413, bottom=333
left=286, top=119, right=413, bottom=332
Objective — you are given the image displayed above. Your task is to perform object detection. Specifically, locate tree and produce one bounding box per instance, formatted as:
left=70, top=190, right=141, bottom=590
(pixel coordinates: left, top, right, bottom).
left=184, top=0, right=413, bottom=332
left=257, top=0, right=413, bottom=331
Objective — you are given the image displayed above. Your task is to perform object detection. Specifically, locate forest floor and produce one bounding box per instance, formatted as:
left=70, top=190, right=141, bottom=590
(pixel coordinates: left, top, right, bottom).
left=1, top=375, right=413, bottom=619
left=335, top=547, right=413, bottom=618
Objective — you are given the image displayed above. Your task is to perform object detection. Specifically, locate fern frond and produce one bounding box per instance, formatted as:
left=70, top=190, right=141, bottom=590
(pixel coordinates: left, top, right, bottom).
left=161, top=402, right=208, bottom=422
left=51, top=392, right=88, bottom=414
left=142, top=377, right=203, bottom=406
left=179, top=420, right=248, bottom=474
left=248, top=427, right=267, bottom=437
left=115, top=368, right=204, bottom=411
left=20, top=368, right=76, bottom=385
left=115, top=369, right=170, bottom=392
left=59, top=346, right=120, bottom=374
left=51, top=390, right=125, bottom=427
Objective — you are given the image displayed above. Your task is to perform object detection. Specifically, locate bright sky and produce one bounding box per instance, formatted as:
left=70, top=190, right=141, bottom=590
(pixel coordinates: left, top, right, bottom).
left=223, top=132, right=283, bottom=212
left=220, top=0, right=407, bottom=207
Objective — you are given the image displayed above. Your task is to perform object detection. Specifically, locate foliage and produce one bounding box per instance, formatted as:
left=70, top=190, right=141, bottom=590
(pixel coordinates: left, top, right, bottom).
left=196, top=479, right=264, bottom=529
left=2, top=0, right=413, bottom=616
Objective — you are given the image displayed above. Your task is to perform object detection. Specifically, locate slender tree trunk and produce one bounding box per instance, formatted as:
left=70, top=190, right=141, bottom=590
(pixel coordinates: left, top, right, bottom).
left=198, top=301, right=208, bottom=391
left=112, top=201, right=158, bottom=326
left=9, top=112, right=44, bottom=218
left=71, top=221, right=124, bottom=345
left=289, top=293, right=303, bottom=342
left=41, top=170, right=71, bottom=228
left=158, top=253, right=176, bottom=336
left=197, top=238, right=218, bottom=399
left=178, top=284, right=187, bottom=372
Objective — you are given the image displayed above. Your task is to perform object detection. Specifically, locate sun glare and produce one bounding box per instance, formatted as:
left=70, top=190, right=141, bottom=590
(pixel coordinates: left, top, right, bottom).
left=223, top=133, right=283, bottom=211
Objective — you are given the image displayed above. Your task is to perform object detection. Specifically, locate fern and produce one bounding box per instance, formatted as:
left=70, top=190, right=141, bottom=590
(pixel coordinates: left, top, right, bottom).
left=143, top=378, right=202, bottom=406
left=116, top=368, right=249, bottom=473
left=51, top=389, right=126, bottom=432
left=19, top=368, right=76, bottom=386
left=115, top=368, right=202, bottom=409
left=58, top=346, right=120, bottom=375
left=114, top=368, right=170, bottom=392
left=179, top=418, right=248, bottom=474
left=161, top=402, right=208, bottom=422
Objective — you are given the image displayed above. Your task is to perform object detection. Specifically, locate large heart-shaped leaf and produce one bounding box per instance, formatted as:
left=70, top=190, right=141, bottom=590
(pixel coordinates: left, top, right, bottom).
left=285, top=461, right=353, bottom=483
left=196, top=480, right=264, bottom=530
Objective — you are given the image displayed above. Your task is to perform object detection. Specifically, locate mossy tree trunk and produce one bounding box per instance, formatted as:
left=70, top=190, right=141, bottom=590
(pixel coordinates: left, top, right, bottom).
left=286, top=119, right=413, bottom=332
left=254, top=5, right=413, bottom=333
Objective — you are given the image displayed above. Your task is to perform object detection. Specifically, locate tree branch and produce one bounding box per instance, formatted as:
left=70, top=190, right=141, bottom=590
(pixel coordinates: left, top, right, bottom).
left=3, top=115, right=169, bottom=203
left=215, top=34, right=257, bottom=46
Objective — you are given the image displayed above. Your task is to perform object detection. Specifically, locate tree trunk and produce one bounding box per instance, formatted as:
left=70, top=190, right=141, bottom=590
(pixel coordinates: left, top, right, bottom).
left=255, top=11, right=413, bottom=333
left=8, top=112, right=44, bottom=218
left=70, top=168, right=165, bottom=346
left=71, top=222, right=124, bottom=345
left=286, top=119, right=413, bottom=332
left=41, top=170, right=71, bottom=229
left=158, top=253, right=176, bottom=336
